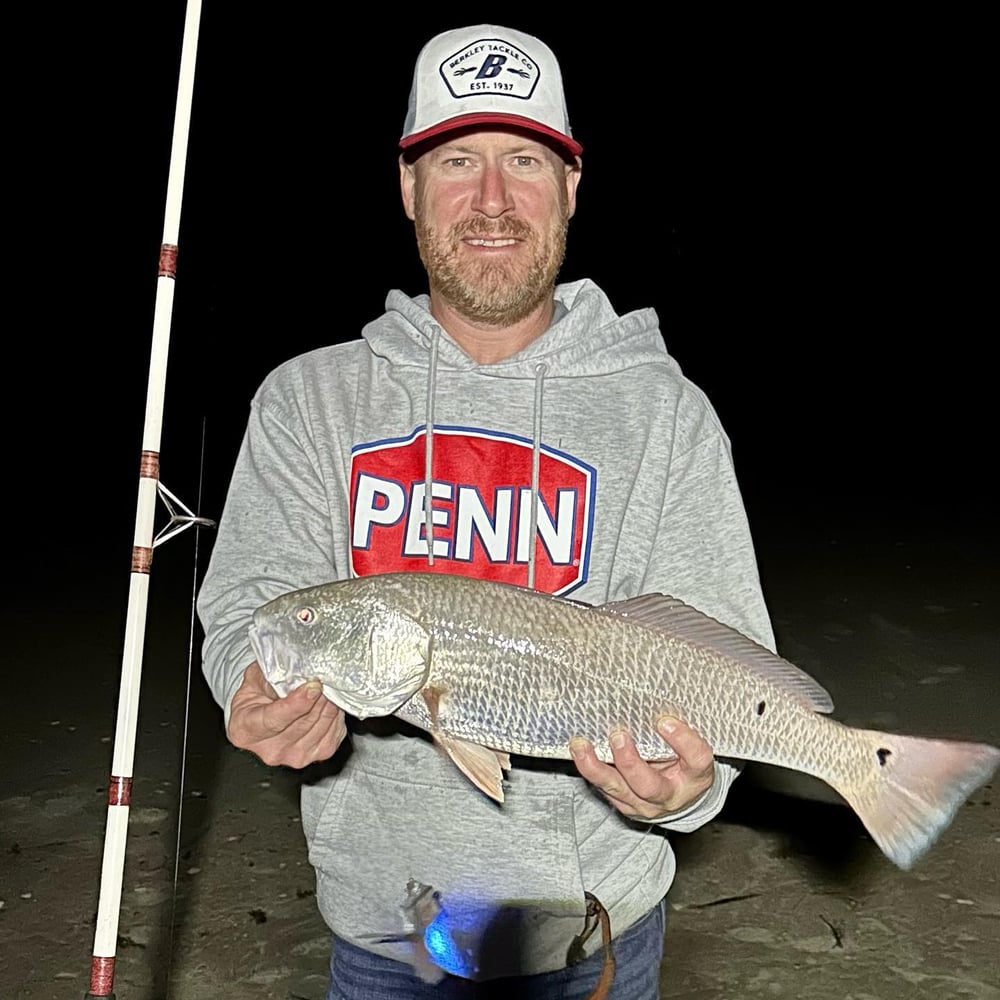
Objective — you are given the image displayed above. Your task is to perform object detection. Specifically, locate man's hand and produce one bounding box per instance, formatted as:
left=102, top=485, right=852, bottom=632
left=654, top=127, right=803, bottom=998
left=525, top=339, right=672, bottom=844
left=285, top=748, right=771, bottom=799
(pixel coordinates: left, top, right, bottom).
left=227, top=662, right=347, bottom=769
left=569, top=716, right=715, bottom=820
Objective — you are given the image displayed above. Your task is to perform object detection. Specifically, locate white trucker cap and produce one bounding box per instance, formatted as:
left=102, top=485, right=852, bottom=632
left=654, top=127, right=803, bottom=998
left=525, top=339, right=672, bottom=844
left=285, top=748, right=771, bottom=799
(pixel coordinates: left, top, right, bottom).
left=399, top=25, right=583, bottom=160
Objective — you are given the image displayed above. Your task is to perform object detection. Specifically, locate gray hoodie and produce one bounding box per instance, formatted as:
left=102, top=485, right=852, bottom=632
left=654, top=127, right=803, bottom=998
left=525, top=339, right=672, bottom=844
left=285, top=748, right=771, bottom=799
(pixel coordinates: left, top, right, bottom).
left=197, top=277, right=775, bottom=979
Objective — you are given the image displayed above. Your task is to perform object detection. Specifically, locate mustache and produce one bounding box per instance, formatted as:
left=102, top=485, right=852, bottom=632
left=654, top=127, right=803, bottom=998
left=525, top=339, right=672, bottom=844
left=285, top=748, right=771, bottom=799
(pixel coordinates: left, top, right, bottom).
left=451, top=217, right=535, bottom=240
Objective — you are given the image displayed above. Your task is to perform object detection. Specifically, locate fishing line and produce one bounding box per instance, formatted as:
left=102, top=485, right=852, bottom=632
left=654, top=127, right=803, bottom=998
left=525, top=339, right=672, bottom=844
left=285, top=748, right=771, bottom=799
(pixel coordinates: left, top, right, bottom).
left=164, top=417, right=212, bottom=1000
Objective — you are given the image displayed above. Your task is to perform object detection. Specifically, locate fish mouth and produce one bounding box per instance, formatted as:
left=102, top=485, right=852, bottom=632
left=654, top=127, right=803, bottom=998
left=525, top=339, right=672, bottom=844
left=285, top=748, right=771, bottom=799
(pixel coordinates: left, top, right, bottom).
left=248, top=624, right=302, bottom=698
left=247, top=622, right=268, bottom=671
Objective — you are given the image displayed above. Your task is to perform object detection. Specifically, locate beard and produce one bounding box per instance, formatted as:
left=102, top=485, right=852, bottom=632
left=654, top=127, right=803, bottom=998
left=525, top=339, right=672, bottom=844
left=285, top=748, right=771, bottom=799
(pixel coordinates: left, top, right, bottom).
left=414, top=207, right=569, bottom=327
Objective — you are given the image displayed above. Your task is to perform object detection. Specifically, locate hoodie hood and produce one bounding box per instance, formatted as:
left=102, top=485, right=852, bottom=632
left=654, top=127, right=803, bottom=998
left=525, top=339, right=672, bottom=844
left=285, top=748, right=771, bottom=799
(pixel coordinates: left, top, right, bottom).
left=362, top=279, right=682, bottom=379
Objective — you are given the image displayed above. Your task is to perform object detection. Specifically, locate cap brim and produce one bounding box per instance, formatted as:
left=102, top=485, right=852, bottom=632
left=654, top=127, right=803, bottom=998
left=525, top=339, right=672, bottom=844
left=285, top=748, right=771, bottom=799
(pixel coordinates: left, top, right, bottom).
left=400, top=112, right=583, bottom=161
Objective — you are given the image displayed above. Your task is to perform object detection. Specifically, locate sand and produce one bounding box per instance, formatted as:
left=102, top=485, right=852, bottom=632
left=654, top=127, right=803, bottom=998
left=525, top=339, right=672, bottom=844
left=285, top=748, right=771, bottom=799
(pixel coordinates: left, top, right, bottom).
left=2, top=516, right=997, bottom=999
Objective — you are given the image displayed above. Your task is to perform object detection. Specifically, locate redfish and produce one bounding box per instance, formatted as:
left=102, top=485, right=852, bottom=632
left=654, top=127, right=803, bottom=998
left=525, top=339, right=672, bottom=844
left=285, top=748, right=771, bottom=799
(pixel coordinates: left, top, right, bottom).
left=249, top=571, right=1000, bottom=871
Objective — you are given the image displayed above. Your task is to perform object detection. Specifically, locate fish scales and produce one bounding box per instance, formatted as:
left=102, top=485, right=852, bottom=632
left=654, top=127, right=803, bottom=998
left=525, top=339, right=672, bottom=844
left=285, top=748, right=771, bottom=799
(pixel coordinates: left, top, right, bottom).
left=422, top=576, right=846, bottom=783
left=392, top=581, right=802, bottom=767
left=249, top=571, right=1000, bottom=870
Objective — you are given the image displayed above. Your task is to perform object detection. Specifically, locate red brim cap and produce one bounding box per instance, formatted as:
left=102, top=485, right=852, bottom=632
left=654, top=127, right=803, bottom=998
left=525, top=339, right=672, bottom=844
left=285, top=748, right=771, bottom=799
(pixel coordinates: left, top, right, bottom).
left=400, top=112, right=583, bottom=160
left=399, top=26, right=583, bottom=162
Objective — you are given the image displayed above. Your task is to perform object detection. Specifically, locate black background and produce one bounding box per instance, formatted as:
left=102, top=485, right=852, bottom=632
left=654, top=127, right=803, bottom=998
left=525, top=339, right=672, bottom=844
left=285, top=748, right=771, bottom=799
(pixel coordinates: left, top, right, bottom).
left=11, top=8, right=994, bottom=593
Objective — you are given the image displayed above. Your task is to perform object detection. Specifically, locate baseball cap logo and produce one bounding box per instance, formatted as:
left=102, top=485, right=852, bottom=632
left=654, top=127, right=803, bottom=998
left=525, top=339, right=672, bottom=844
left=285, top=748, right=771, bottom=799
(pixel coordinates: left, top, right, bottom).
left=439, top=36, right=541, bottom=101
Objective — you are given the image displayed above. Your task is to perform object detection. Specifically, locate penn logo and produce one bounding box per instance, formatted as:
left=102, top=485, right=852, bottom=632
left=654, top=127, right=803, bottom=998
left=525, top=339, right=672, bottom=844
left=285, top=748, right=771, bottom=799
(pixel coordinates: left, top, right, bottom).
left=350, top=426, right=595, bottom=595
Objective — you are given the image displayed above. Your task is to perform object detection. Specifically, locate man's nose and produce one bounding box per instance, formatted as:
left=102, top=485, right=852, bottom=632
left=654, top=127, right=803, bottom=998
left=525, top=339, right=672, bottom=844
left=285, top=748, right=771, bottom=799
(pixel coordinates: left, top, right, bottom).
left=472, top=164, right=514, bottom=217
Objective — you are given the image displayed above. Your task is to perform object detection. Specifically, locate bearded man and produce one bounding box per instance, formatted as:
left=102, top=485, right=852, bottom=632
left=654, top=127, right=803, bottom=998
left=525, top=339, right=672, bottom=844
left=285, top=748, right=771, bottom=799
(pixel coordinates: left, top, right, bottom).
left=198, top=23, right=775, bottom=1000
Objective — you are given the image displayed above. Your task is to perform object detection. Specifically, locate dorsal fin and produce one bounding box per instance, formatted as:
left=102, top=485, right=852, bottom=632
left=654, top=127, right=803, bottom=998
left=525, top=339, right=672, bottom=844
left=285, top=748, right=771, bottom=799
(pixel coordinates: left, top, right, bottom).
left=594, top=594, right=834, bottom=713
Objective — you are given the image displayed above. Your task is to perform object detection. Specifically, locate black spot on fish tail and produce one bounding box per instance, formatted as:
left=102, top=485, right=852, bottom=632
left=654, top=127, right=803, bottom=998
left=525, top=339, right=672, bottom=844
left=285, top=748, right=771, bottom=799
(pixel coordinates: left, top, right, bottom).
left=877, top=748, right=892, bottom=767
left=756, top=701, right=766, bottom=716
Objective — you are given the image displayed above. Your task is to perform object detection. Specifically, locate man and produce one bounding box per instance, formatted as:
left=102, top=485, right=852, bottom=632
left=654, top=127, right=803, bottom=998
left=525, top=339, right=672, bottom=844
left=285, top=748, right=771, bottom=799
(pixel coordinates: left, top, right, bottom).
left=197, top=23, right=775, bottom=999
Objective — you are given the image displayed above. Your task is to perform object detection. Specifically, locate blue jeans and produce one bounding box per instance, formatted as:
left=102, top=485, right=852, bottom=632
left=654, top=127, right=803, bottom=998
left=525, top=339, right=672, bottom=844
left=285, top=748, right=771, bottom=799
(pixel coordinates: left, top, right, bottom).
left=326, top=898, right=667, bottom=999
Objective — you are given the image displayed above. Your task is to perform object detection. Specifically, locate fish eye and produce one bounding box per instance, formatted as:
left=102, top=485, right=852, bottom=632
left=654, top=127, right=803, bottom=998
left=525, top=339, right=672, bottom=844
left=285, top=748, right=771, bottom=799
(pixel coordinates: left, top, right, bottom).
left=294, top=606, right=317, bottom=625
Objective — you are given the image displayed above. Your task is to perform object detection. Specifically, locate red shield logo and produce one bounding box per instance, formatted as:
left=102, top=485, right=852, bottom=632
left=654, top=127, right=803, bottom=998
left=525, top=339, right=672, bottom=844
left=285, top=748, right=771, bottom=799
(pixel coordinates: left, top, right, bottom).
left=350, top=426, right=595, bottom=595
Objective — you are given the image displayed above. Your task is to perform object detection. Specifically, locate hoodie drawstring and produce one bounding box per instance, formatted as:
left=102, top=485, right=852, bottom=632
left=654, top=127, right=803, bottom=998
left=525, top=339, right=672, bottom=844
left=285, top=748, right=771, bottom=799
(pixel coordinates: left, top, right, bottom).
left=421, top=335, right=547, bottom=586
left=527, top=361, right=547, bottom=589
left=424, top=328, right=441, bottom=567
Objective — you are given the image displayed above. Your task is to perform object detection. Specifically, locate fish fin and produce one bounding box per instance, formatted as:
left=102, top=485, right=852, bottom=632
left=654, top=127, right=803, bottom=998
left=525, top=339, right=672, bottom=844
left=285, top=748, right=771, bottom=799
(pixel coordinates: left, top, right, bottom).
left=433, top=733, right=510, bottom=803
left=596, top=594, right=835, bottom=713
left=421, top=685, right=510, bottom=802
left=832, top=730, right=1000, bottom=870
left=421, top=684, right=445, bottom=724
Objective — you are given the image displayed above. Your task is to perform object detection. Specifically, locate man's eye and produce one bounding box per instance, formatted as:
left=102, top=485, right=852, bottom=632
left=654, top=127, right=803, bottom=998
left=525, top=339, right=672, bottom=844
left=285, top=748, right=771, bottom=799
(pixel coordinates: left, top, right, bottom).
left=515, top=156, right=536, bottom=167
left=446, top=157, right=469, bottom=167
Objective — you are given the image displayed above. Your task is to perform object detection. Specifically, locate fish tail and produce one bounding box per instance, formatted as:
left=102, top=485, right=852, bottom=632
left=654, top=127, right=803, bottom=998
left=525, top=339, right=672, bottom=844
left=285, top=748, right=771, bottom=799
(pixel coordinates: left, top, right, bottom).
left=829, top=729, right=1000, bottom=870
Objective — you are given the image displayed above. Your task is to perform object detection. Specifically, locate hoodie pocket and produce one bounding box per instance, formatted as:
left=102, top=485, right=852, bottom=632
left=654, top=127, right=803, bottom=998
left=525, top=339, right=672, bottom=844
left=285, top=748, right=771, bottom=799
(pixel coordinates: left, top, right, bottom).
left=305, top=746, right=591, bottom=978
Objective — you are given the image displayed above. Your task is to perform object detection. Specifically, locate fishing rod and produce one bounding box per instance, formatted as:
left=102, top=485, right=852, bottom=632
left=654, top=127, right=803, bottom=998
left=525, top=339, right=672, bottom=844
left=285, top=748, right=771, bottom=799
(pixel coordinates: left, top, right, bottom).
left=86, top=3, right=208, bottom=996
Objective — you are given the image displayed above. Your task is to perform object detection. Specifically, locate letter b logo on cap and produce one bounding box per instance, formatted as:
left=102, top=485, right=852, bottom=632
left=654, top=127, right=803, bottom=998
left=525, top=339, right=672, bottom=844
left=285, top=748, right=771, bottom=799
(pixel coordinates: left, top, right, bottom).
left=476, top=54, right=506, bottom=80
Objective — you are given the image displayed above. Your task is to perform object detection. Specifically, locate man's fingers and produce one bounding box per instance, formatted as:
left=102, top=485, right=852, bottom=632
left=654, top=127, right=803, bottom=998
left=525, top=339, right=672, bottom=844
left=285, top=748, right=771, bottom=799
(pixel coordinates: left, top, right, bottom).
left=570, top=736, right=638, bottom=804
left=242, top=661, right=276, bottom=696
left=656, top=716, right=714, bottom=775
left=569, top=737, right=609, bottom=782
left=258, top=680, right=325, bottom=734
left=570, top=724, right=717, bottom=820
left=608, top=729, right=668, bottom=801
left=292, top=694, right=346, bottom=749
left=259, top=698, right=346, bottom=768
left=225, top=662, right=348, bottom=768
left=242, top=696, right=345, bottom=768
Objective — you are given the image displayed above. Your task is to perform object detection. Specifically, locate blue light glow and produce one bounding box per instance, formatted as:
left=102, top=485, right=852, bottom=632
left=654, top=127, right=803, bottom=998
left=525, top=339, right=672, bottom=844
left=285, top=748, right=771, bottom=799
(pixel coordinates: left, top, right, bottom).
left=423, top=908, right=478, bottom=978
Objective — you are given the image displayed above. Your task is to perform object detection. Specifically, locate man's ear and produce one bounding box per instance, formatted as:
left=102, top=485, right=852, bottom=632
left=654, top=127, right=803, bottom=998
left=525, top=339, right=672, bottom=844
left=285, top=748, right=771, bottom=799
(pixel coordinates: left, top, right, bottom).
left=565, top=158, right=582, bottom=219
left=400, top=156, right=417, bottom=221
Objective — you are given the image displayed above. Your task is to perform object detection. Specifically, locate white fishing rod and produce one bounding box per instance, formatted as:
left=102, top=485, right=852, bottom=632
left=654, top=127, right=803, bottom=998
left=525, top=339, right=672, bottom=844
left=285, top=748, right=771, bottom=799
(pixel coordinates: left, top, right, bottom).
left=87, top=3, right=208, bottom=996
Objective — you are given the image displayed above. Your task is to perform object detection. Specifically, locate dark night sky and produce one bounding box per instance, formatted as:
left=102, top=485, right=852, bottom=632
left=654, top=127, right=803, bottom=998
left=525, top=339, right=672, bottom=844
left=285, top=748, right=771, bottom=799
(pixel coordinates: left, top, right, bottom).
left=12, top=9, right=994, bottom=589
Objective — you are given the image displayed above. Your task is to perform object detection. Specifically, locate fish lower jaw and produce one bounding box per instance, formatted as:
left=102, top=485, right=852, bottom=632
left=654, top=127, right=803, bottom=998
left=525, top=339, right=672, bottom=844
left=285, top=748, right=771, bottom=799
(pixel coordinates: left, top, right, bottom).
left=334, top=695, right=380, bottom=719
left=327, top=686, right=406, bottom=719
